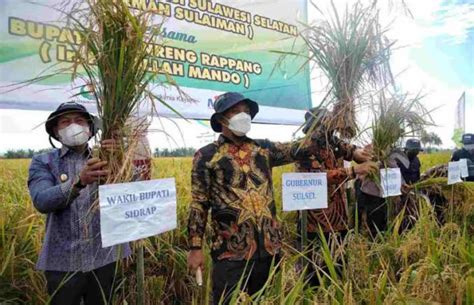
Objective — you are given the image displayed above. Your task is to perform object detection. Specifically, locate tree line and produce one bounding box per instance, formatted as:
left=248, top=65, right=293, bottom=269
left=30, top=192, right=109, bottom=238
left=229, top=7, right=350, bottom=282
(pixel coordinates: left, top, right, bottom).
left=1, top=147, right=197, bottom=159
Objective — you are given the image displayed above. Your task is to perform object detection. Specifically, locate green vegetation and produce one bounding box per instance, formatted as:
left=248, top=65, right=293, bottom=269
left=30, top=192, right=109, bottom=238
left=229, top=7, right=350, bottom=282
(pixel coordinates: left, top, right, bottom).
left=1, top=153, right=473, bottom=304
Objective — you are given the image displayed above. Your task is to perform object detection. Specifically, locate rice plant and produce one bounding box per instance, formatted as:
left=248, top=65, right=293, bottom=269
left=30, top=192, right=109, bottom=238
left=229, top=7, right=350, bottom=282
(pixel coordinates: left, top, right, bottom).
left=65, top=0, right=183, bottom=183
left=1, top=156, right=473, bottom=304
left=300, top=0, right=394, bottom=139
left=370, top=91, right=433, bottom=163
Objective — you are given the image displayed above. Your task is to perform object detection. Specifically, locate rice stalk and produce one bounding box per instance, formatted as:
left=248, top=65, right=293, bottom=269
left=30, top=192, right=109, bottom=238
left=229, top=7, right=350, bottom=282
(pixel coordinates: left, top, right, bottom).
left=65, top=0, right=166, bottom=183
left=301, top=0, right=394, bottom=139
left=370, top=91, right=433, bottom=163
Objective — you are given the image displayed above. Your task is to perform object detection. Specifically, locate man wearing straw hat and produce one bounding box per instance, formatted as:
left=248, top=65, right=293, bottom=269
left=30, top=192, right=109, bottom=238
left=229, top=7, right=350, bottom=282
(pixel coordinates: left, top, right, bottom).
left=28, top=101, right=130, bottom=305
left=295, top=107, right=378, bottom=286
left=187, top=92, right=339, bottom=304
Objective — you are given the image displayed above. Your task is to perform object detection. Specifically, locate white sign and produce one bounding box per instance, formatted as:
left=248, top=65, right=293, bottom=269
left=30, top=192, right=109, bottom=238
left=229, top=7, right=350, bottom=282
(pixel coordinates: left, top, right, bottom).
left=460, top=159, right=469, bottom=178
left=99, top=178, right=177, bottom=247
left=343, top=161, right=352, bottom=189
left=343, top=161, right=351, bottom=168
left=380, top=168, right=402, bottom=198
left=448, top=161, right=462, bottom=185
left=282, top=173, right=328, bottom=211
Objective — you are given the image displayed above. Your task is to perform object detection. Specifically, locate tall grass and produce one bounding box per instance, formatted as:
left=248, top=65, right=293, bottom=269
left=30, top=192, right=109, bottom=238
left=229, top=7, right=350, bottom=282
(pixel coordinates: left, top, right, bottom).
left=1, top=155, right=473, bottom=304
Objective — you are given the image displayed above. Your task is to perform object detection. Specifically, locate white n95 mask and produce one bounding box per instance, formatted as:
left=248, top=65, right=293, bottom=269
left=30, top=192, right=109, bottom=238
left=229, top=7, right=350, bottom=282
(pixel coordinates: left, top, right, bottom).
left=228, top=112, right=251, bottom=136
left=58, top=123, right=90, bottom=146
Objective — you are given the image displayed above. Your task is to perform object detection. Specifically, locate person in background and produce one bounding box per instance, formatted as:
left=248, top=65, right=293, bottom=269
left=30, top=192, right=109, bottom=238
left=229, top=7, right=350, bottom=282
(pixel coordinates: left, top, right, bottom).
left=355, top=148, right=402, bottom=238
left=295, top=107, right=378, bottom=286
left=390, top=139, right=424, bottom=231
left=395, top=138, right=423, bottom=184
left=451, top=133, right=474, bottom=181
left=187, top=92, right=329, bottom=304
left=28, top=101, right=130, bottom=305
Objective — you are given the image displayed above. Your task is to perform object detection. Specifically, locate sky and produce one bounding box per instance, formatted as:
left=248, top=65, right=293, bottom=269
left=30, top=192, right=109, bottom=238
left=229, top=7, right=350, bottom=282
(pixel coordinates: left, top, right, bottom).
left=0, top=0, right=473, bottom=153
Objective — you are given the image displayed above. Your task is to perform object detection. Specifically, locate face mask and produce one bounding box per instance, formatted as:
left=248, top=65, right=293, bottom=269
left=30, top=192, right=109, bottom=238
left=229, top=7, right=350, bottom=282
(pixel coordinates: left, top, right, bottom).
left=407, top=150, right=419, bottom=160
left=58, top=123, right=90, bottom=147
left=227, top=112, right=251, bottom=136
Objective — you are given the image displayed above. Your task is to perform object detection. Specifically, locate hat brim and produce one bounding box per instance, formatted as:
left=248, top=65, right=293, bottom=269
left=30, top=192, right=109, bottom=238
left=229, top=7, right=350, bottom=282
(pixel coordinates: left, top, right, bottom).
left=210, top=98, right=259, bottom=132
left=302, top=116, right=315, bottom=134
left=210, top=113, right=223, bottom=132
left=404, top=147, right=423, bottom=152
left=46, top=109, right=94, bottom=140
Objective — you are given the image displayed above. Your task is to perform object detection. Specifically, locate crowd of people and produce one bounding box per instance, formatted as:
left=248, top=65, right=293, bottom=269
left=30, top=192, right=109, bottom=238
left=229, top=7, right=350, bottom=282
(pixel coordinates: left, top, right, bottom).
left=28, top=93, right=474, bottom=304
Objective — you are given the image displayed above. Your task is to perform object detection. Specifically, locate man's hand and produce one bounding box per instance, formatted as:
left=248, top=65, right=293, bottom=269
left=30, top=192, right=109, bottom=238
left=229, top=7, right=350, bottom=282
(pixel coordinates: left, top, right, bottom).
left=100, top=139, right=120, bottom=153
left=401, top=183, right=412, bottom=194
left=187, top=249, right=205, bottom=274
left=353, top=161, right=379, bottom=177
left=78, top=158, right=109, bottom=185
left=353, top=147, right=373, bottom=163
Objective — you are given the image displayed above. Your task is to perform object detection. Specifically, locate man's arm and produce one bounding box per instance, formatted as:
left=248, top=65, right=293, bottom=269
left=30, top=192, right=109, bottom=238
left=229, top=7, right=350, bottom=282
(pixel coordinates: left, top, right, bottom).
left=187, top=150, right=212, bottom=249
left=414, top=157, right=421, bottom=182
left=187, top=150, right=212, bottom=273
left=451, top=150, right=461, bottom=161
left=28, top=154, right=81, bottom=214
left=297, top=158, right=355, bottom=184
left=259, top=138, right=319, bottom=168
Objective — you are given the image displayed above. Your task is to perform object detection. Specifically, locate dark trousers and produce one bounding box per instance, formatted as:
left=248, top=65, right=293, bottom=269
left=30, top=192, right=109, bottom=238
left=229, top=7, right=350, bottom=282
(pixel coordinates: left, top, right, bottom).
left=212, top=256, right=277, bottom=305
left=355, top=180, right=387, bottom=237
left=44, top=262, right=117, bottom=305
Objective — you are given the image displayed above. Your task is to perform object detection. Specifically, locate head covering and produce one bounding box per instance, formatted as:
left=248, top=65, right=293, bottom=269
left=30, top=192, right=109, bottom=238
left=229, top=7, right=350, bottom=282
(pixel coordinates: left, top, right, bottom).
left=462, top=133, right=474, bottom=150
left=302, top=107, right=330, bottom=134
left=45, top=101, right=98, bottom=141
left=404, top=138, right=423, bottom=151
left=210, top=92, right=259, bottom=132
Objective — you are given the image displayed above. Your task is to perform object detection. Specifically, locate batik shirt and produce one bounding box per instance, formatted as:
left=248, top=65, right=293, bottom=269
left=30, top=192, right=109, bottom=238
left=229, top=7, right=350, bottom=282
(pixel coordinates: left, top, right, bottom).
left=295, top=136, right=356, bottom=233
left=187, top=135, right=319, bottom=261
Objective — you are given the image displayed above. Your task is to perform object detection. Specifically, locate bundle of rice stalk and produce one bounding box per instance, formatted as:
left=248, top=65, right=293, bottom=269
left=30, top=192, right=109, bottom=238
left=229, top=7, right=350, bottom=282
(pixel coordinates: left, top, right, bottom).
left=371, top=92, right=432, bottom=163
left=69, top=0, right=178, bottom=183
left=301, top=1, right=394, bottom=139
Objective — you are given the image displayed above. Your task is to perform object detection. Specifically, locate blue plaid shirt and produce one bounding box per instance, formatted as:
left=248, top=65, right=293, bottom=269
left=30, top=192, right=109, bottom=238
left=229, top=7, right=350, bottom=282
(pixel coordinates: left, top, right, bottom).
left=28, top=146, right=131, bottom=272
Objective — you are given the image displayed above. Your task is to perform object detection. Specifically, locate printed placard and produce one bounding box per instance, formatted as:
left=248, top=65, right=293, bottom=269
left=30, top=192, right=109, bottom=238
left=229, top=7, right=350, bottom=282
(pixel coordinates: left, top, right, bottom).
left=380, top=168, right=402, bottom=198
left=448, top=161, right=462, bottom=185
left=0, top=0, right=311, bottom=125
left=459, top=159, right=469, bottom=178
left=282, top=172, right=328, bottom=211
left=99, top=178, right=177, bottom=247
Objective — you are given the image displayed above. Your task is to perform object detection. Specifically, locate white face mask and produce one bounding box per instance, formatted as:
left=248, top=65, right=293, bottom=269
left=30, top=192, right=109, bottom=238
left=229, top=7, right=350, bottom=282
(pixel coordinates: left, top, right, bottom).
left=227, top=112, right=251, bottom=136
left=58, top=123, right=90, bottom=147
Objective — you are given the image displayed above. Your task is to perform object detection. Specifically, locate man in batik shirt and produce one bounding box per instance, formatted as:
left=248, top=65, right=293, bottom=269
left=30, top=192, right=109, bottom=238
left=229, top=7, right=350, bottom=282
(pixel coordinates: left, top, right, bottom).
left=187, top=92, right=328, bottom=304
left=296, top=107, right=377, bottom=285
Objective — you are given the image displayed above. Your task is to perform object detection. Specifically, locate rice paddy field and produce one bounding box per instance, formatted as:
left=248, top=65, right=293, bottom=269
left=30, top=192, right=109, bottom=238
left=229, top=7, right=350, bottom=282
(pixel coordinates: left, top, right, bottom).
left=1, top=152, right=473, bottom=304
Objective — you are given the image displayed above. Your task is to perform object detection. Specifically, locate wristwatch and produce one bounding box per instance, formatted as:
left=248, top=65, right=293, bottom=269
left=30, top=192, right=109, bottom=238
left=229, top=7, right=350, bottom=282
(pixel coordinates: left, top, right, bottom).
left=73, top=175, right=86, bottom=189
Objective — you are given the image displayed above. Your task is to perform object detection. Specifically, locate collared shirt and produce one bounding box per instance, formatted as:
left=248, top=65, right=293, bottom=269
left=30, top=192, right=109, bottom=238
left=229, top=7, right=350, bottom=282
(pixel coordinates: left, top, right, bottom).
left=295, top=137, right=356, bottom=233
left=187, top=135, right=320, bottom=261
left=28, top=146, right=130, bottom=272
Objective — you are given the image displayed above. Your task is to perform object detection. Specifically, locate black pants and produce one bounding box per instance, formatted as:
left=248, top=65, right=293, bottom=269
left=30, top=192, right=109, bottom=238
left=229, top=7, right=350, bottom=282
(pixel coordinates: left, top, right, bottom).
left=355, top=180, right=387, bottom=237
left=44, top=262, right=117, bottom=305
left=212, top=257, right=277, bottom=305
